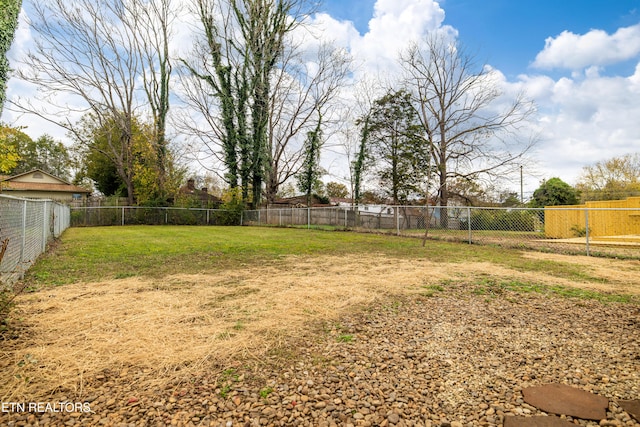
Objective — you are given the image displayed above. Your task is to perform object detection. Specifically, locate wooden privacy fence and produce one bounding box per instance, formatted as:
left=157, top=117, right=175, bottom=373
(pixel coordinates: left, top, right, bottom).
left=544, top=197, right=640, bottom=238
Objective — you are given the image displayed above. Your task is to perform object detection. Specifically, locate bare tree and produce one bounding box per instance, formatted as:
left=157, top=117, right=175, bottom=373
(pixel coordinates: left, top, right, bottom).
left=11, top=0, right=176, bottom=204
left=576, top=153, right=640, bottom=201
left=264, top=40, right=351, bottom=204
left=125, top=0, right=175, bottom=202
left=400, top=34, right=536, bottom=222
left=332, top=75, right=385, bottom=206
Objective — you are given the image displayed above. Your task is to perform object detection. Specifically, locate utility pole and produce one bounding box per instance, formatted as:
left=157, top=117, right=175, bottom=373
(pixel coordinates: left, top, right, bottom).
left=520, top=165, right=524, bottom=204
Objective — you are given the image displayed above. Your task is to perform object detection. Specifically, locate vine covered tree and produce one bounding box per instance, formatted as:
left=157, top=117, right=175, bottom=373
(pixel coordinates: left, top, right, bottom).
left=125, top=0, right=175, bottom=204
left=352, top=115, right=371, bottom=206
left=296, top=115, right=323, bottom=206
left=0, top=0, right=22, bottom=115
left=184, top=0, right=299, bottom=207
left=182, top=0, right=349, bottom=207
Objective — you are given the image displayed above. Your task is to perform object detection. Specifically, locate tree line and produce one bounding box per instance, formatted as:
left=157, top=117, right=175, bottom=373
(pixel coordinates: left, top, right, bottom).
left=0, top=0, right=637, bottom=209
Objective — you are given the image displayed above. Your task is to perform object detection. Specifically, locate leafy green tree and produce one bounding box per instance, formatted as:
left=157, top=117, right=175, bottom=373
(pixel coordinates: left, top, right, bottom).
left=72, top=114, right=136, bottom=202
left=364, top=90, right=427, bottom=204
left=0, top=0, right=22, bottom=115
left=12, top=134, right=72, bottom=180
left=214, top=187, right=245, bottom=225
left=131, top=126, right=186, bottom=206
left=83, top=150, right=124, bottom=197
left=326, top=181, right=348, bottom=198
left=446, top=177, right=490, bottom=206
left=500, top=192, right=521, bottom=207
left=530, top=177, right=580, bottom=207
left=74, top=113, right=184, bottom=204
left=0, top=142, right=19, bottom=173
left=74, top=126, right=126, bottom=197
left=0, top=123, right=26, bottom=173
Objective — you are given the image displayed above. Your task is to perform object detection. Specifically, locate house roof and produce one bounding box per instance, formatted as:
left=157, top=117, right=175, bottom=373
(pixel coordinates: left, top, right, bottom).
left=178, top=179, right=221, bottom=203
left=272, top=195, right=333, bottom=207
left=0, top=169, right=91, bottom=194
left=0, top=181, right=91, bottom=193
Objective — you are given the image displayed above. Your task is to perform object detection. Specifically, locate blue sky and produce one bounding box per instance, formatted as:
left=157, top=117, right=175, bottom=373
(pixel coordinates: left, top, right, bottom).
left=320, top=0, right=640, bottom=77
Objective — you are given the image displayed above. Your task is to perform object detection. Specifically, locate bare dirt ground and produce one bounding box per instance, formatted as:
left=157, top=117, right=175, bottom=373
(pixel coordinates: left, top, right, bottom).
left=1, top=252, right=639, bottom=426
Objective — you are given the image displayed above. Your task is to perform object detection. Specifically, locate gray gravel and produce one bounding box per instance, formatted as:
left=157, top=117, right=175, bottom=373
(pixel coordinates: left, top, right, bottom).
left=3, top=284, right=639, bottom=426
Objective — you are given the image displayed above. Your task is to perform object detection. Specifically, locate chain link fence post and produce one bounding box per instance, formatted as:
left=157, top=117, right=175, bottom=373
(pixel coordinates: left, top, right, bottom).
left=585, top=208, right=590, bottom=256
left=21, top=200, right=27, bottom=265
left=467, top=207, right=472, bottom=244
left=42, top=201, right=49, bottom=253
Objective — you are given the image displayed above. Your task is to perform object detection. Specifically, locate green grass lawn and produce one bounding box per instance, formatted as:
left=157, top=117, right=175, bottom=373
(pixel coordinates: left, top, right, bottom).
left=25, top=225, right=630, bottom=294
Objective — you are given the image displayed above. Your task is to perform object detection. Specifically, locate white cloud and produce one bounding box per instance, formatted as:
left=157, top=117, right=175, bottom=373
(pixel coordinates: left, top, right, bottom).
left=352, top=0, right=450, bottom=73
left=299, top=12, right=361, bottom=48
left=533, top=24, right=640, bottom=70
left=517, top=65, right=640, bottom=185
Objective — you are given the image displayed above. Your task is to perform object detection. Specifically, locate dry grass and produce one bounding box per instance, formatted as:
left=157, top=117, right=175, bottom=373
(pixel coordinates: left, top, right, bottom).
left=522, top=251, right=640, bottom=293
left=2, top=253, right=638, bottom=401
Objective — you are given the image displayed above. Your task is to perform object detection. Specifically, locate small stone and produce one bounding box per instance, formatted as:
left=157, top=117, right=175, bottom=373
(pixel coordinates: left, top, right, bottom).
left=387, top=413, right=400, bottom=424
left=599, top=421, right=621, bottom=427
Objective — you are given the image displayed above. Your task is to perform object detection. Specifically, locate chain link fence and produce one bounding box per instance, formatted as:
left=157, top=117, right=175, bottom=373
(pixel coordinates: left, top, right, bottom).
left=70, top=206, right=241, bottom=227
left=67, top=204, right=640, bottom=259
left=0, top=195, right=70, bottom=287
left=243, top=205, right=640, bottom=258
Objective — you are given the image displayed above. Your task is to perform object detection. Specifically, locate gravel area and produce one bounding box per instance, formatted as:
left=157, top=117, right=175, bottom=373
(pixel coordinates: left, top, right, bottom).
left=2, top=284, right=639, bottom=427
